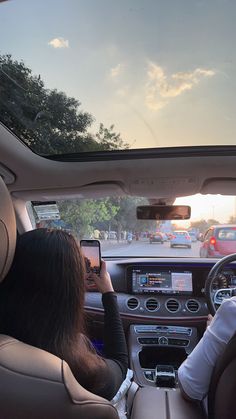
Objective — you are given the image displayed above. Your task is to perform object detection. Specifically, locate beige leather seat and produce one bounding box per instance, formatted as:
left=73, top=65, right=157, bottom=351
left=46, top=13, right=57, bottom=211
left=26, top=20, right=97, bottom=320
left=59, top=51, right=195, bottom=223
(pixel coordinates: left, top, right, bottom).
left=207, top=332, right=236, bottom=419
left=0, top=176, right=119, bottom=419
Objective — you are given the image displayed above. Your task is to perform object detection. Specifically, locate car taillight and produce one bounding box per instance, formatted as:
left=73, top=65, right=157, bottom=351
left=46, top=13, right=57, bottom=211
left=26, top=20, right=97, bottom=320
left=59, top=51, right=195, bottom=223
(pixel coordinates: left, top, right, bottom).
left=210, top=237, right=216, bottom=246
left=172, top=235, right=176, bottom=239
left=185, top=236, right=190, bottom=240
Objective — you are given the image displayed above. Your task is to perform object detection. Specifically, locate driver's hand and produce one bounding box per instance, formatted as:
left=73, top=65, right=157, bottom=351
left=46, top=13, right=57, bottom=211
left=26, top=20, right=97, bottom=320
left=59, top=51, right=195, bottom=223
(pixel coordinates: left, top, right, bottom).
left=207, top=314, right=213, bottom=328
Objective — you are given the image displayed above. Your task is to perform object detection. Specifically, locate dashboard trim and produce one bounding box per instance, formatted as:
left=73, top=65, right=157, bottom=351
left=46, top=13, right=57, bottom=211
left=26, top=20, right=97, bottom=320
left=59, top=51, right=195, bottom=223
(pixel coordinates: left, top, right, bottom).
left=85, top=305, right=208, bottom=323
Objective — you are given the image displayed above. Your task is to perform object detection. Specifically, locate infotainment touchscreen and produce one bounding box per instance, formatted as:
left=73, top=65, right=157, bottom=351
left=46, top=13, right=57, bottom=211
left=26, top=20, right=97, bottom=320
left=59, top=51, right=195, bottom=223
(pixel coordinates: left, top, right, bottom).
left=131, top=267, right=193, bottom=295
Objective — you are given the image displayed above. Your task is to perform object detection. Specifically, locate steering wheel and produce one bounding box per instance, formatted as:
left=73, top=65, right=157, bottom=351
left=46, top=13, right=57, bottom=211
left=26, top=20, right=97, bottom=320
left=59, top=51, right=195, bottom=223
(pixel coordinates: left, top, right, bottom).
left=205, top=253, right=236, bottom=315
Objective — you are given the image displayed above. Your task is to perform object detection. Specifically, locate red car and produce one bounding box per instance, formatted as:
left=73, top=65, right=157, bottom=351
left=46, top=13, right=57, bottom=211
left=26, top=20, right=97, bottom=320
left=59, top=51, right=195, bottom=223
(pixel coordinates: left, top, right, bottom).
left=200, top=225, right=236, bottom=258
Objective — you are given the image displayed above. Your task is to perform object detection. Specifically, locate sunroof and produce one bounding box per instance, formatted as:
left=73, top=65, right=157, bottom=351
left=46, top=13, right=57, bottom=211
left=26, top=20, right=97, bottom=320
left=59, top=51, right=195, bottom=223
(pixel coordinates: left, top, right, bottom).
left=0, top=0, right=236, bottom=156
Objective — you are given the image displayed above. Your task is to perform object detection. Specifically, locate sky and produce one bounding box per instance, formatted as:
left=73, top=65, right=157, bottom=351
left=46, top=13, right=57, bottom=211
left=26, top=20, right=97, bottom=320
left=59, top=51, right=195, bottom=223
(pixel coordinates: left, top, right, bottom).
left=175, top=194, right=236, bottom=224
left=81, top=245, right=100, bottom=269
left=1, top=0, right=236, bottom=149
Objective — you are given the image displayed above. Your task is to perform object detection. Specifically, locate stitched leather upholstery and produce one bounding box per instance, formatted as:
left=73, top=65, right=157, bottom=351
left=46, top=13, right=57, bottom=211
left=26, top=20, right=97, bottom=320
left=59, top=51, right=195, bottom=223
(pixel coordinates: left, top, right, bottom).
left=0, top=335, right=118, bottom=419
left=0, top=176, right=16, bottom=282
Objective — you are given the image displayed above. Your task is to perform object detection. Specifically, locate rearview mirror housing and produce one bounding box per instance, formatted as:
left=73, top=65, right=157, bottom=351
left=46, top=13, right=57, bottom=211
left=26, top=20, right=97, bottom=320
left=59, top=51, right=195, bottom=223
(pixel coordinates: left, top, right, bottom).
left=136, top=205, right=191, bottom=220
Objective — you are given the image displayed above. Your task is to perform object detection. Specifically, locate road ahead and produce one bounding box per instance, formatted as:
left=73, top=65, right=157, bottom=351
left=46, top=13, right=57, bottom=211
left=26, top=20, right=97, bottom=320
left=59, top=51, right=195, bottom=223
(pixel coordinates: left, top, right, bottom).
left=102, top=239, right=201, bottom=257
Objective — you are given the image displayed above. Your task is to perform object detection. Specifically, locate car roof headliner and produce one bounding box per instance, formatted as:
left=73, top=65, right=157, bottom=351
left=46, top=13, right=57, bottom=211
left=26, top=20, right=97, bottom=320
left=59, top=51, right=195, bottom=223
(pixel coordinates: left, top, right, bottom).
left=0, top=123, right=236, bottom=201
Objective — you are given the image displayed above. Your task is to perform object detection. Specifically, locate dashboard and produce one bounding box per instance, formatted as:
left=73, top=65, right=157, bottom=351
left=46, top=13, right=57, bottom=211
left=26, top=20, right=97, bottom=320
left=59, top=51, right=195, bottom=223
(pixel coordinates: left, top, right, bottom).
left=85, top=258, right=236, bottom=326
left=83, top=257, right=236, bottom=388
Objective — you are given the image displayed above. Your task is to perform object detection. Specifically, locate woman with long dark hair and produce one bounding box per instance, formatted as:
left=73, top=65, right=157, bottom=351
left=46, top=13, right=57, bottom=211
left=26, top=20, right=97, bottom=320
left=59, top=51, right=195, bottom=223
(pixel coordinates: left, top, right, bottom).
left=0, top=228, right=128, bottom=400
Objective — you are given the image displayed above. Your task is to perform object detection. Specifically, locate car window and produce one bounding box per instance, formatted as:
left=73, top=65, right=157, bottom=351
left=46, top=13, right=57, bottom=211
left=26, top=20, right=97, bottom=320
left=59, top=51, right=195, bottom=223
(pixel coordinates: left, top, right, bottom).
left=217, top=228, right=236, bottom=241
left=1, top=1, right=236, bottom=156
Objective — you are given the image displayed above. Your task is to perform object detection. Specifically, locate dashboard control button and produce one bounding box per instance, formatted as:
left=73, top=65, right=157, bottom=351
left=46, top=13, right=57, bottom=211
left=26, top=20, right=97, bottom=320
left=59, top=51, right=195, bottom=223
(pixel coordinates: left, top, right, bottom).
left=158, top=336, right=168, bottom=345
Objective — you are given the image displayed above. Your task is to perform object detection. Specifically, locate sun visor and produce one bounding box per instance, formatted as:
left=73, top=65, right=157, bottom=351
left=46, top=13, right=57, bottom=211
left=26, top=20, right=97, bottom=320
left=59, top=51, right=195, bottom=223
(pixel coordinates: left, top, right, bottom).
left=12, top=182, right=126, bottom=200
left=201, top=178, right=236, bottom=195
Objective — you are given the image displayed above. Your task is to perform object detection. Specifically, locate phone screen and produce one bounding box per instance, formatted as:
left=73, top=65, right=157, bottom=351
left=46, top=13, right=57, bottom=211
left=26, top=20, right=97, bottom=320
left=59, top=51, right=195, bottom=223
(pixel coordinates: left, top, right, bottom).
left=80, top=240, right=101, bottom=274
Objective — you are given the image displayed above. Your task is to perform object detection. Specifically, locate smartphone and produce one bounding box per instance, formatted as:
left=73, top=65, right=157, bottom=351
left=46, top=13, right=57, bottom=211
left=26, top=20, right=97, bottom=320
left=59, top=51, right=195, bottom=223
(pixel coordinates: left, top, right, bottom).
left=80, top=240, right=101, bottom=275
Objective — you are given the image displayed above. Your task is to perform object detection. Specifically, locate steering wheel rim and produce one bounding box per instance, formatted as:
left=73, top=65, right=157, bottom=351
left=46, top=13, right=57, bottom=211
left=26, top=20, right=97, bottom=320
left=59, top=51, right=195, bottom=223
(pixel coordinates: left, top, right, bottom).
left=205, top=253, right=236, bottom=315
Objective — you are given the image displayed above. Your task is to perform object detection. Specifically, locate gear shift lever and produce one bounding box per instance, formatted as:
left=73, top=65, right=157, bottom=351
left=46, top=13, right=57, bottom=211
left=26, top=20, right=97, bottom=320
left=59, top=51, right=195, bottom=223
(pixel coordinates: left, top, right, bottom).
left=155, top=365, right=176, bottom=388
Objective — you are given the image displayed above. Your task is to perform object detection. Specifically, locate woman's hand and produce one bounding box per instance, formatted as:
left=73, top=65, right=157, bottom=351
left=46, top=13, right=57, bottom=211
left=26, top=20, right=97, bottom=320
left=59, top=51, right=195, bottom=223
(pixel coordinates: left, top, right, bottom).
left=90, top=260, right=114, bottom=294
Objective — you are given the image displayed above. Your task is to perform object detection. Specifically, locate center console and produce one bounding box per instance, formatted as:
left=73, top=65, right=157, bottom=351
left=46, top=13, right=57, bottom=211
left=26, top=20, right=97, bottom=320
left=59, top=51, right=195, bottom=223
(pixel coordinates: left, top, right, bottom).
left=129, top=324, right=198, bottom=387
left=127, top=264, right=199, bottom=387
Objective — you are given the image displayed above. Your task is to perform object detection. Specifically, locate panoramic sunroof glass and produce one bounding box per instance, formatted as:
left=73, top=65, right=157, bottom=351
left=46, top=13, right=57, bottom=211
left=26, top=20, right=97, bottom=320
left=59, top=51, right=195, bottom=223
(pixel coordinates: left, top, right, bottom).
left=0, top=0, right=236, bottom=156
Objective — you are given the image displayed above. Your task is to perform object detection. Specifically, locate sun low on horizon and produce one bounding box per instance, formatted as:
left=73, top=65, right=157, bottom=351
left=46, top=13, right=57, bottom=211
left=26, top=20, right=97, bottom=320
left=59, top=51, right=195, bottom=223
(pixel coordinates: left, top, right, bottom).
left=174, top=194, right=236, bottom=229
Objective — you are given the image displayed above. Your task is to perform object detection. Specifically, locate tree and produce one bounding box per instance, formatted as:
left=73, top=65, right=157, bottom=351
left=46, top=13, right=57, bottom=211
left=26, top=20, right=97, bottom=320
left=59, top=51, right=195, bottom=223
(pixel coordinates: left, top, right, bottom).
left=207, top=219, right=220, bottom=226
left=0, top=54, right=129, bottom=154
left=228, top=216, right=236, bottom=224
left=58, top=198, right=119, bottom=239
left=53, top=197, right=156, bottom=241
left=95, top=123, right=129, bottom=150
left=109, top=197, right=157, bottom=239
left=190, top=218, right=220, bottom=234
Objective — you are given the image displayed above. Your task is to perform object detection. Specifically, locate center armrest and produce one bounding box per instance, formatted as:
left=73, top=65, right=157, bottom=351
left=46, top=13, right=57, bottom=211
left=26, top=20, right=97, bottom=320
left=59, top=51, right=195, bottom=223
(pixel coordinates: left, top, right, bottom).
left=130, top=387, right=166, bottom=419
left=131, top=388, right=205, bottom=419
left=167, top=389, right=204, bottom=419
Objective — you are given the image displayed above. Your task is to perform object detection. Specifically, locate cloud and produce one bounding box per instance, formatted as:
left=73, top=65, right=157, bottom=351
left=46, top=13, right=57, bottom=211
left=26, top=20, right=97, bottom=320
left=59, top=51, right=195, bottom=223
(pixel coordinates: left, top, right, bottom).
left=48, top=37, right=69, bottom=49
left=110, top=63, right=123, bottom=79
left=116, top=86, right=129, bottom=97
left=145, top=63, right=215, bottom=111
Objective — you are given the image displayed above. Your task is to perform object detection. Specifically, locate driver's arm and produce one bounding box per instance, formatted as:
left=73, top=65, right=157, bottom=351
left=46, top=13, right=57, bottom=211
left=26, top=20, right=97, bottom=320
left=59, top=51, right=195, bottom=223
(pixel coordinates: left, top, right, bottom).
left=178, top=297, right=236, bottom=401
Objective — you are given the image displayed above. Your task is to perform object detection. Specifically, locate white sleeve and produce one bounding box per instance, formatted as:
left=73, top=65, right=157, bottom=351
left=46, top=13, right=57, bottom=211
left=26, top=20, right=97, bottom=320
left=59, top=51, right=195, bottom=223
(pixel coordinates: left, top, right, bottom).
left=178, top=297, right=236, bottom=401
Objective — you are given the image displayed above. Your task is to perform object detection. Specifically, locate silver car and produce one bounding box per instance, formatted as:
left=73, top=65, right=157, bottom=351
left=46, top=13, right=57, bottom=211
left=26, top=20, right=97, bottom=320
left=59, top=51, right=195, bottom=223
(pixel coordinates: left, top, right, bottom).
left=170, top=231, right=192, bottom=249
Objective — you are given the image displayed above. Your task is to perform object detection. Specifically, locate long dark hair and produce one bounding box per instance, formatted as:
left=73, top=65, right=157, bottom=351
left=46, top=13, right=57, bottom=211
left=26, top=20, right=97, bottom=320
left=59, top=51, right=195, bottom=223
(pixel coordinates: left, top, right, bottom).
left=0, top=229, right=104, bottom=390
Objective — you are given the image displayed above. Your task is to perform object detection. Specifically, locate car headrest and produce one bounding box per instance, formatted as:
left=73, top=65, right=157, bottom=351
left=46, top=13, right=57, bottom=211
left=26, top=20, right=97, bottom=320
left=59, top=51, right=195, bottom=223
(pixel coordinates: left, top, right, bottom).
left=0, top=176, right=16, bottom=282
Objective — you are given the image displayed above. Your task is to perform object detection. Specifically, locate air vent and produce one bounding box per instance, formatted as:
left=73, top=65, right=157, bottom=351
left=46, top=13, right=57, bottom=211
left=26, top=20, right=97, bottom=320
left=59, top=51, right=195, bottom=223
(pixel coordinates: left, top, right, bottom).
left=186, top=299, right=200, bottom=313
left=165, top=299, right=180, bottom=313
left=126, top=297, right=139, bottom=310
left=145, top=298, right=159, bottom=312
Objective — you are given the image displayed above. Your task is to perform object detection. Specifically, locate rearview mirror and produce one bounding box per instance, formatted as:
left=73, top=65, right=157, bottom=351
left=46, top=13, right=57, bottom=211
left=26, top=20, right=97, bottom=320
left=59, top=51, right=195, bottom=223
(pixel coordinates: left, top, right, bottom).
left=136, top=205, right=191, bottom=220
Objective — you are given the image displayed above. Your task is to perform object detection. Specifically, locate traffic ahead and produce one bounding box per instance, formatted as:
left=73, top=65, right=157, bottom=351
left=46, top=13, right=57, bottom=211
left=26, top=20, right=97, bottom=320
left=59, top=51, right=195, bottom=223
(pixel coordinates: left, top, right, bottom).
left=102, top=239, right=201, bottom=257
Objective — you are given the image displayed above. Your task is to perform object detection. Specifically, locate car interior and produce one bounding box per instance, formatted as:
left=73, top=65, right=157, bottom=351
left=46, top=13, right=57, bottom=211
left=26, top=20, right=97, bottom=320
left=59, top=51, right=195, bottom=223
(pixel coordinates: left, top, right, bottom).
left=1, top=1, right=236, bottom=418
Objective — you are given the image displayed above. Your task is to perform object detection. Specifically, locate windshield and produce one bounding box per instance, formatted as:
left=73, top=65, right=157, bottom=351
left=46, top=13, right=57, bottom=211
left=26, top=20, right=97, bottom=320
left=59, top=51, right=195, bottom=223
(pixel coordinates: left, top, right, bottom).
left=28, top=194, right=236, bottom=258
left=1, top=0, right=236, bottom=155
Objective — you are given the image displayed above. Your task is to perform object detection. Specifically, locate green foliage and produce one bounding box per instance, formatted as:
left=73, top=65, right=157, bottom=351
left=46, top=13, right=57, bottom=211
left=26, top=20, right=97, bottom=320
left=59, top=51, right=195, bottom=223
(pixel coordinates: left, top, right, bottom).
left=1, top=54, right=142, bottom=239
left=58, top=198, right=119, bottom=239
left=106, top=197, right=157, bottom=238
left=0, top=54, right=129, bottom=154
left=52, top=197, right=157, bottom=240
left=95, top=123, right=129, bottom=150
